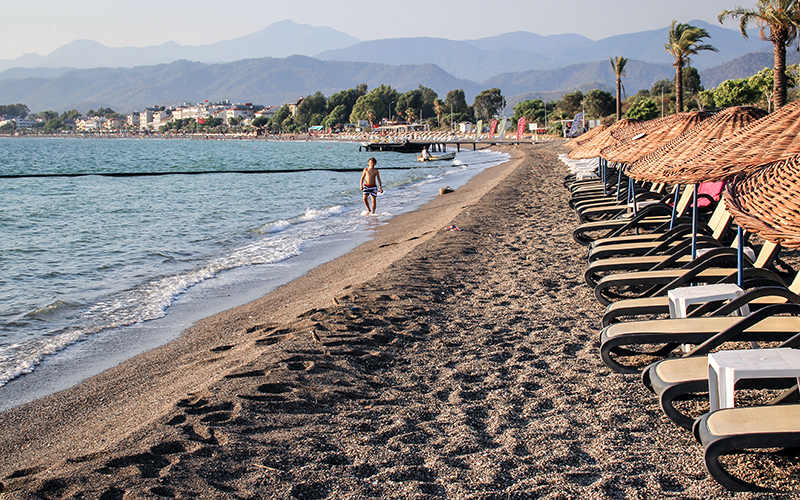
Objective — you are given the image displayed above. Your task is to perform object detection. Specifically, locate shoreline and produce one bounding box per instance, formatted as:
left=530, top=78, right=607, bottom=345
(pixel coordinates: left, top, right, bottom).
left=0, top=142, right=509, bottom=409
left=2, top=141, right=766, bottom=498
left=0, top=144, right=526, bottom=487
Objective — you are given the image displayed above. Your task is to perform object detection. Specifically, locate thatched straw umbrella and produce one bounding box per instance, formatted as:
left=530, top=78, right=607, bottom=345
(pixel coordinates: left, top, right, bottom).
left=600, top=111, right=711, bottom=165
left=622, top=107, right=772, bottom=265
left=664, top=100, right=800, bottom=183
left=567, top=118, right=641, bottom=160
left=627, top=107, right=769, bottom=183
left=725, top=156, right=800, bottom=248
left=610, top=111, right=708, bottom=142
left=652, top=103, right=800, bottom=282
left=565, top=124, right=607, bottom=150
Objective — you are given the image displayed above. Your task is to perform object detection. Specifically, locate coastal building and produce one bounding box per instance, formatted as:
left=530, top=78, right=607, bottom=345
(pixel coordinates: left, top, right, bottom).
left=254, top=106, right=278, bottom=120
left=7, top=117, right=39, bottom=129
left=288, top=98, right=304, bottom=117
left=76, top=116, right=107, bottom=131
left=221, top=104, right=256, bottom=123
left=127, top=113, right=140, bottom=128
left=139, top=108, right=171, bottom=130
left=105, top=117, right=123, bottom=130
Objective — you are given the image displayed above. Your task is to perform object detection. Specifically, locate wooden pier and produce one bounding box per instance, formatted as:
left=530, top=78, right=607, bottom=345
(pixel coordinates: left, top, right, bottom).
left=359, top=140, right=525, bottom=153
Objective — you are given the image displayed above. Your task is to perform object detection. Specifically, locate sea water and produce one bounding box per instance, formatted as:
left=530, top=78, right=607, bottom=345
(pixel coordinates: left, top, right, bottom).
left=0, top=137, right=508, bottom=408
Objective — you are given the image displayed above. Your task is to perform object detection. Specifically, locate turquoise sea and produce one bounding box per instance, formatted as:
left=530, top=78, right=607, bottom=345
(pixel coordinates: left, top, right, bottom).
left=0, top=137, right=509, bottom=408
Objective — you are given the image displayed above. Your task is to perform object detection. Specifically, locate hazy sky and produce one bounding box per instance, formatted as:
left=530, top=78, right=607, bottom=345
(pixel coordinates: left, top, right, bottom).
left=1, top=0, right=749, bottom=60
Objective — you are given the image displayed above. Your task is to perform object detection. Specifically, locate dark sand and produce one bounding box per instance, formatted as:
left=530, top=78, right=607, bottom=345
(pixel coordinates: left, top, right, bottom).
left=0, top=142, right=794, bottom=499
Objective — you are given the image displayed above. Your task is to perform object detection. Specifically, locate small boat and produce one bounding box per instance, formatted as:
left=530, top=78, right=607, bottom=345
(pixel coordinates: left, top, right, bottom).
left=417, top=152, right=456, bottom=162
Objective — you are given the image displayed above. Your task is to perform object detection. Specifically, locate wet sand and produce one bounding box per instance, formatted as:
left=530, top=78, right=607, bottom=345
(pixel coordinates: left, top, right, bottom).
left=0, top=142, right=789, bottom=499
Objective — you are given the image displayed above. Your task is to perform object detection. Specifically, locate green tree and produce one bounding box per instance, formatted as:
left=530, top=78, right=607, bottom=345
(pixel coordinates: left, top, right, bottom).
left=557, top=91, right=584, bottom=117
left=665, top=20, right=718, bottom=112
left=682, top=66, right=704, bottom=95
left=396, top=88, right=424, bottom=122
left=0, top=103, right=30, bottom=117
left=433, top=98, right=446, bottom=127
left=610, top=56, right=628, bottom=120
left=43, top=118, right=64, bottom=132
left=473, top=88, right=506, bottom=122
left=324, top=104, right=349, bottom=128
left=626, top=98, right=660, bottom=120
left=720, top=0, right=800, bottom=108
left=583, top=89, right=616, bottom=119
left=269, top=105, right=291, bottom=132
left=350, top=93, right=385, bottom=126
left=418, top=85, right=438, bottom=120
left=444, top=89, right=469, bottom=115
left=60, top=109, right=81, bottom=121
left=697, top=90, right=716, bottom=110
left=326, top=84, right=367, bottom=123
left=252, top=115, right=270, bottom=128
left=513, top=99, right=547, bottom=126
left=748, top=64, right=800, bottom=110
left=295, top=91, right=326, bottom=128
left=713, top=78, right=761, bottom=107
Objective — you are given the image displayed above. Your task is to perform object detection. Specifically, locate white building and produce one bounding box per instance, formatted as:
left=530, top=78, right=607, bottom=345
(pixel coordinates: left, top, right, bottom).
left=76, top=116, right=107, bottom=131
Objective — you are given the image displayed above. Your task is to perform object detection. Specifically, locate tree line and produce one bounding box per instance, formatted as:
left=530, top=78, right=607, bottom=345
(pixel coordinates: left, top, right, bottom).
left=252, top=85, right=507, bottom=133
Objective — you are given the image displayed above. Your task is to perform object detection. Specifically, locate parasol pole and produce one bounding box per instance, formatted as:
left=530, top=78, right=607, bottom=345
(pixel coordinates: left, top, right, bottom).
left=737, top=225, right=744, bottom=288
left=669, top=184, right=681, bottom=229
left=691, top=183, right=699, bottom=260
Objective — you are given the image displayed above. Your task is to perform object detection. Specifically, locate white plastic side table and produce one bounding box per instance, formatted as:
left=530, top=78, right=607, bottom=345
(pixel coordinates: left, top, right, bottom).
left=668, top=283, right=749, bottom=319
left=708, top=348, right=800, bottom=411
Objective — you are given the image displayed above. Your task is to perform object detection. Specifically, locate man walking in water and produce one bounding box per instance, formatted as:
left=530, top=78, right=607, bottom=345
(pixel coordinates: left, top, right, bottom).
left=360, top=157, right=383, bottom=214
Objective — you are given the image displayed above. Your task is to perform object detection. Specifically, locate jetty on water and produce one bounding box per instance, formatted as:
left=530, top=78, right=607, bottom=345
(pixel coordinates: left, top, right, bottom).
left=358, top=139, right=525, bottom=153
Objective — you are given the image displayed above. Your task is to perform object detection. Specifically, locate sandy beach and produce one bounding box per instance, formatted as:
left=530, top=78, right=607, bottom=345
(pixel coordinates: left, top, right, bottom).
left=0, top=142, right=791, bottom=499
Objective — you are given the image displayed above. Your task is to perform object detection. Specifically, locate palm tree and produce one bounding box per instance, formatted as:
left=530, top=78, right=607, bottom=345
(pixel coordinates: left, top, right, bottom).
left=610, top=56, right=628, bottom=120
left=433, top=98, right=446, bottom=128
left=664, top=21, right=718, bottom=112
left=719, top=0, right=800, bottom=108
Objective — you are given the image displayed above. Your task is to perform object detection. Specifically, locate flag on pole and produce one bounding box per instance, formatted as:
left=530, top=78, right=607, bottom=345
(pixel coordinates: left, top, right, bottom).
left=497, top=118, right=507, bottom=138
left=488, top=119, right=498, bottom=138
left=517, top=117, right=526, bottom=141
left=476, top=120, right=483, bottom=137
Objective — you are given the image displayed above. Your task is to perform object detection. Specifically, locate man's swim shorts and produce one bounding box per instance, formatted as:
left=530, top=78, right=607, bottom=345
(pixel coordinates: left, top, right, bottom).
left=362, top=185, right=378, bottom=197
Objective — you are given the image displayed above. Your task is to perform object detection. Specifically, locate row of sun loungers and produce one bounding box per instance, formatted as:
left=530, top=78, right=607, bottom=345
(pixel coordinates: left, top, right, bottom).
left=560, top=148, right=800, bottom=492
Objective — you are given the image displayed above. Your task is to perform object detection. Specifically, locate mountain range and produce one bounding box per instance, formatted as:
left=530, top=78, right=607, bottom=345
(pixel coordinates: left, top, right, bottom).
left=0, top=19, right=784, bottom=114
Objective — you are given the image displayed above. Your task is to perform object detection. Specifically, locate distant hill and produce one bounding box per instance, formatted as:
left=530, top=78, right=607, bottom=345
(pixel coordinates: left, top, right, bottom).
left=316, top=38, right=555, bottom=81
left=0, top=49, right=782, bottom=115
left=700, top=52, right=777, bottom=88
left=0, top=56, right=480, bottom=113
left=485, top=59, right=675, bottom=97
left=539, top=20, right=771, bottom=69
left=0, top=20, right=360, bottom=72
left=0, top=19, right=774, bottom=78
left=464, top=31, right=592, bottom=53
left=314, top=19, right=772, bottom=80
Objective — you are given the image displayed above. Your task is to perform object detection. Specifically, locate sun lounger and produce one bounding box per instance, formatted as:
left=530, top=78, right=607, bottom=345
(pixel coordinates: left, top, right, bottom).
left=588, top=198, right=732, bottom=261
left=694, top=402, right=800, bottom=491
left=592, top=241, right=781, bottom=306
left=641, top=299, right=800, bottom=427
left=599, top=302, right=800, bottom=374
